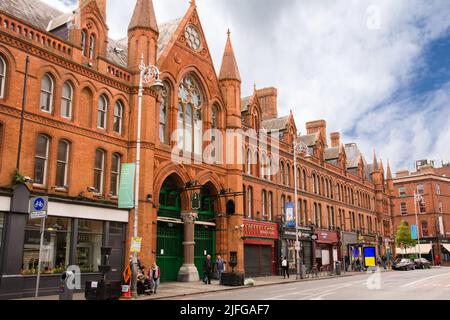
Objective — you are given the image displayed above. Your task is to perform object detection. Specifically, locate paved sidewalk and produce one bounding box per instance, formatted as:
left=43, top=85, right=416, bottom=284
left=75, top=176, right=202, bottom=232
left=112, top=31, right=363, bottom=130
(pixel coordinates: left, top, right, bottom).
left=17, top=269, right=394, bottom=300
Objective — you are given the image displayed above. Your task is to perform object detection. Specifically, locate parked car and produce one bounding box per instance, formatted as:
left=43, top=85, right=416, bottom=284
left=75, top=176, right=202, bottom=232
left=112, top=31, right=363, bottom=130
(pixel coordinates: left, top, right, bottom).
left=414, top=258, right=432, bottom=269
left=393, top=258, right=416, bottom=271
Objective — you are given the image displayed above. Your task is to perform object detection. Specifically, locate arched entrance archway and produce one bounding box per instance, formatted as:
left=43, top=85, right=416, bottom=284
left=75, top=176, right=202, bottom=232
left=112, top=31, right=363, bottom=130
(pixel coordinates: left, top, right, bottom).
left=156, top=174, right=184, bottom=282
left=194, top=183, right=218, bottom=278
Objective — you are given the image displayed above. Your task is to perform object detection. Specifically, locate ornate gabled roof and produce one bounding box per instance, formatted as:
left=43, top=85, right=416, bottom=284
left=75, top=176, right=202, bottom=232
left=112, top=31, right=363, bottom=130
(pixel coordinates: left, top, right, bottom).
left=219, top=30, right=241, bottom=82
left=0, top=0, right=62, bottom=30
left=262, top=116, right=290, bottom=131
left=344, top=143, right=366, bottom=169
left=128, top=0, right=159, bottom=33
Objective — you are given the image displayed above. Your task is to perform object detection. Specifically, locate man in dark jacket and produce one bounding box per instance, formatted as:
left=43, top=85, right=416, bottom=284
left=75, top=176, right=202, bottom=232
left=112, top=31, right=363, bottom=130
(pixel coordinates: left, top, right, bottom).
left=203, top=255, right=212, bottom=284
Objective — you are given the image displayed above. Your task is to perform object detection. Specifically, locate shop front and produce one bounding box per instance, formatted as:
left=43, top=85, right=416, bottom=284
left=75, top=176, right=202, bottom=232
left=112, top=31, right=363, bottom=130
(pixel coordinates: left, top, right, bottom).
left=314, top=230, right=340, bottom=269
left=341, top=231, right=358, bottom=270
left=0, top=196, right=128, bottom=299
left=243, top=220, right=278, bottom=277
left=280, top=226, right=313, bottom=273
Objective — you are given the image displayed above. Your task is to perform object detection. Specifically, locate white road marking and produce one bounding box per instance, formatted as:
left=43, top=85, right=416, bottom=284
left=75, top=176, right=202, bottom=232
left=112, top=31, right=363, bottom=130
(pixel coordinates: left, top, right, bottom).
left=401, top=272, right=450, bottom=288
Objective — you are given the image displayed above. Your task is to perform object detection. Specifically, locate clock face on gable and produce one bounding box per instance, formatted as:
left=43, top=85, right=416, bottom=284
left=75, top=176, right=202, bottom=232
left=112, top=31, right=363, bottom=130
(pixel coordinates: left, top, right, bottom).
left=185, top=24, right=201, bottom=51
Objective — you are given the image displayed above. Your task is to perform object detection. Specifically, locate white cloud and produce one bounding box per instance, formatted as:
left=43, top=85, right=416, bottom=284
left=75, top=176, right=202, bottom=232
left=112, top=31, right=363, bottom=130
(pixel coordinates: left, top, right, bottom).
left=42, top=0, right=450, bottom=172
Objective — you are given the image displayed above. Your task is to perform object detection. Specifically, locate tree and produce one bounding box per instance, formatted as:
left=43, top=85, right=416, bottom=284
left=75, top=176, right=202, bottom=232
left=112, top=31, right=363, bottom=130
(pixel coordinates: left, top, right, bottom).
left=395, top=221, right=417, bottom=255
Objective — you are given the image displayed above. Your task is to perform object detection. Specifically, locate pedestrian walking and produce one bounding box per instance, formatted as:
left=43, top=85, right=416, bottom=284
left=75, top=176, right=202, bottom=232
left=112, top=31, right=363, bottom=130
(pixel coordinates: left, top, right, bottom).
left=382, top=255, right=387, bottom=270
left=148, top=262, right=161, bottom=294
left=215, top=255, right=225, bottom=283
left=435, top=254, right=441, bottom=267
left=281, top=256, right=289, bottom=279
left=203, top=255, right=212, bottom=284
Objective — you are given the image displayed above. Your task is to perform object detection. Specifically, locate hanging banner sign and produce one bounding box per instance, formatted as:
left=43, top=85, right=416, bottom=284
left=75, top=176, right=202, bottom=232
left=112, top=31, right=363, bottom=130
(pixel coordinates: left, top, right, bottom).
left=118, top=164, right=136, bottom=209
left=285, top=202, right=295, bottom=228
left=130, top=237, right=142, bottom=253
left=411, top=225, right=418, bottom=240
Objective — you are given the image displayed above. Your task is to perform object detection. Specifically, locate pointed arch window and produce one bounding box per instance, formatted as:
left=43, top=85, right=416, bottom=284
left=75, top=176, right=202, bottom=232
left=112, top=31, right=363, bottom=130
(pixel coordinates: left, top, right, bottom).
left=0, top=55, right=6, bottom=99
left=159, top=83, right=170, bottom=144
left=211, top=104, right=219, bottom=159
left=81, top=30, right=87, bottom=56
left=61, top=81, right=73, bottom=119
left=281, top=162, right=286, bottom=185
left=177, top=76, right=204, bottom=154
left=40, top=74, right=54, bottom=113
left=114, top=100, right=123, bottom=134
left=89, top=34, right=95, bottom=60
left=246, top=149, right=252, bottom=175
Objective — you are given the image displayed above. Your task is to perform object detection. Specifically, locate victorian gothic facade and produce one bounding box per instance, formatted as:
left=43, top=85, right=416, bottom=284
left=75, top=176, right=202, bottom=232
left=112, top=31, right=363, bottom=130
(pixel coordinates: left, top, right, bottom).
left=0, top=0, right=394, bottom=298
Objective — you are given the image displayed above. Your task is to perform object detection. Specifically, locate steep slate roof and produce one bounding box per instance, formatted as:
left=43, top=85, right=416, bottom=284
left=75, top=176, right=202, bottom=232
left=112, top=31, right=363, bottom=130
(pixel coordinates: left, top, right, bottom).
left=128, top=0, right=159, bottom=33
left=262, top=116, right=289, bottom=131
left=241, top=95, right=252, bottom=112
left=0, top=0, right=183, bottom=69
left=324, top=147, right=339, bottom=160
left=0, top=0, right=62, bottom=29
left=299, top=133, right=318, bottom=147
left=344, top=143, right=367, bottom=169
left=219, top=32, right=241, bottom=82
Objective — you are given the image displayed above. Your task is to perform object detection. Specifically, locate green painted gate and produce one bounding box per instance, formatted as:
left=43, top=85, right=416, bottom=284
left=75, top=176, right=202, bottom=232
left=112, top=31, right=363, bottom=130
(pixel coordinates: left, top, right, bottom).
left=157, top=180, right=183, bottom=282
left=194, top=190, right=216, bottom=277
left=194, top=224, right=216, bottom=277
left=156, top=222, right=183, bottom=282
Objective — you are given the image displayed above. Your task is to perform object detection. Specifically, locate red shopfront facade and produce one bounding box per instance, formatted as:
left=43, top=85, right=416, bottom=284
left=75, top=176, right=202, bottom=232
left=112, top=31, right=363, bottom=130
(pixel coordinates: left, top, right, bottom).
left=243, top=220, right=279, bottom=277
left=314, top=230, right=340, bottom=268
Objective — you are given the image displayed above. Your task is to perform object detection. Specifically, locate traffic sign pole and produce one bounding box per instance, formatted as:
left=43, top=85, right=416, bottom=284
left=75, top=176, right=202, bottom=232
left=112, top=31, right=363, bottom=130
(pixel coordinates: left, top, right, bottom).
left=34, top=215, right=46, bottom=299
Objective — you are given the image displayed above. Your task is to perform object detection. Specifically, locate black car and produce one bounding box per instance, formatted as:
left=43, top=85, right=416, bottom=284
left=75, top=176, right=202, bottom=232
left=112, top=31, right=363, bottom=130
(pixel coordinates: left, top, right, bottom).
left=393, top=258, right=416, bottom=271
left=414, top=258, right=432, bottom=269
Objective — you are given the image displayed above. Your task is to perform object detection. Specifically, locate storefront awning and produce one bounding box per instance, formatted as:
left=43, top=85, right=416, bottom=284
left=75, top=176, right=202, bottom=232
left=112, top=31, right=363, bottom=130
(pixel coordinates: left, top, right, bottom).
left=442, top=244, right=450, bottom=253
left=0, top=196, right=10, bottom=211
left=396, top=244, right=432, bottom=255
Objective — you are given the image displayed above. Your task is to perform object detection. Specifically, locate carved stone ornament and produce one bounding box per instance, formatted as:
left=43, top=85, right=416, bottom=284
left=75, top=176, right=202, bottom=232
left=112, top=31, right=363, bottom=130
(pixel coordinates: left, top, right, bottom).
left=181, top=211, right=198, bottom=223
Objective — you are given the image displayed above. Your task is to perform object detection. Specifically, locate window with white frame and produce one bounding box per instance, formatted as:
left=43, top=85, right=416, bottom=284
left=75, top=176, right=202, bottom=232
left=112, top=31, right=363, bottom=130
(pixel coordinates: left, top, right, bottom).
left=81, top=30, right=87, bottom=56
left=0, top=55, right=6, bottom=99
left=34, top=134, right=49, bottom=185
left=89, top=34, right=95, bottom=60
left=400, top=202, right=407, bottom=215
left=40, top=74, right=54, bottom=112
left=262, top=190, right=267, bottom=220
left=417, top=184, right=424, bottom=195
left=94, top=149, right=105, bottom=193
left=97, top=95, right=108, bottom=129
left=113, top=100, right=123, bottom=134
left=436, top=184, right=441, bottom=195
left=268, top=192, right=273, bottom=221
left=159, top=83, right=170, bottom=144
left=55, top=140, right=69, bottom=188
left=247, top=186, right=253, bottom=218
left=399, top=186, right=406, bottom=197
left=110, top=153, right=121, bottom=196
left=61, top=81, right=73, bottom=119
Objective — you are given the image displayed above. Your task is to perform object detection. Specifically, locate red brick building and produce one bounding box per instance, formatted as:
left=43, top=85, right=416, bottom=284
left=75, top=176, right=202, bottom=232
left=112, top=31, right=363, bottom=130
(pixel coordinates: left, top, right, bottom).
left=389, top=160, right=450, bottom=265
left=0, top=0, right=393, bottom=298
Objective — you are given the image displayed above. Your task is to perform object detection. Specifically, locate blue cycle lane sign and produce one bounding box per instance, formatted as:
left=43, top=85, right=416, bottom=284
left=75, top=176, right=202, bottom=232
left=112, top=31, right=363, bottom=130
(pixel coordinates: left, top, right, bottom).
left=29, top=196, right=48, bottom=219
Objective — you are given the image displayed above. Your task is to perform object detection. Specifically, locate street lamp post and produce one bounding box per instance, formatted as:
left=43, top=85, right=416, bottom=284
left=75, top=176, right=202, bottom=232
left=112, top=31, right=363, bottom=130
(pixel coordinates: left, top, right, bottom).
left=414, top=192, right=424, bottom=260
left=293, top=136, right=309, bottom=280
left=130, top=55, right=163, bottom=299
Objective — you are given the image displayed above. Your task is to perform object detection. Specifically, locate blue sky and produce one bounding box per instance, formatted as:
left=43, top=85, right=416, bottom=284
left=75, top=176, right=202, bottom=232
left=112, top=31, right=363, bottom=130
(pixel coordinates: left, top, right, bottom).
left=44, top=0, right=450, bottom=174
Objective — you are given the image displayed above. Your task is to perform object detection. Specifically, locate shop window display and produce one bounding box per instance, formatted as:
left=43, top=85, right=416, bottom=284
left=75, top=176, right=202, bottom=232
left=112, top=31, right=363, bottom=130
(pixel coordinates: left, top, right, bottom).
left=76, top=219, right=103, bottom=273
left=0, top=213, right=4, bottom=254
left=22, top=217, right=71, bottom=275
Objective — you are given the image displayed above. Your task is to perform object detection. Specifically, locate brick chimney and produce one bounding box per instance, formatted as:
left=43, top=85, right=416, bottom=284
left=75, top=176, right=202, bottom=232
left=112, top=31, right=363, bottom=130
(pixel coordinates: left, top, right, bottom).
left=256, top=87, right=278, bottom=120
left=306, top=120, right=327, bottom=146
left=330, top=132, right=340, bottom=148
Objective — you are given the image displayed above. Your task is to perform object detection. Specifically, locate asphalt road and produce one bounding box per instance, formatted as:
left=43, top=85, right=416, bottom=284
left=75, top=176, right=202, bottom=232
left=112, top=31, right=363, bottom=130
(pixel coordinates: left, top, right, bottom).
left=174, top=267, right=450, bottom=300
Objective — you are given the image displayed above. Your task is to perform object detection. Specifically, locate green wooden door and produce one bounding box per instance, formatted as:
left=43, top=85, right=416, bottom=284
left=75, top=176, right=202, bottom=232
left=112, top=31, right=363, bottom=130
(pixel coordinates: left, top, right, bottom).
left=194, top=224, right=216, bottom=277
left=157, top=222, right=183, bottom=282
